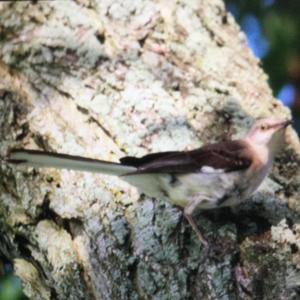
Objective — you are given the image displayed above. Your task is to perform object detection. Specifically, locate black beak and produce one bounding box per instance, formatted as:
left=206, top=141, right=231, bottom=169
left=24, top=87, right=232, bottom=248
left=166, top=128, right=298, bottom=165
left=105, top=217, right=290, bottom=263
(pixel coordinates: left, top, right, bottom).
left=282, top=120, right=292, bottom=128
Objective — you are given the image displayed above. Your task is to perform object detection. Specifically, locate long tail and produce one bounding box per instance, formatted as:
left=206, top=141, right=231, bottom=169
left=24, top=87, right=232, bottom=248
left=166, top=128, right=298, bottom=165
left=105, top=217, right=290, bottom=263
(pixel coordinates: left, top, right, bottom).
left=7, top=149, right=137, bottom=176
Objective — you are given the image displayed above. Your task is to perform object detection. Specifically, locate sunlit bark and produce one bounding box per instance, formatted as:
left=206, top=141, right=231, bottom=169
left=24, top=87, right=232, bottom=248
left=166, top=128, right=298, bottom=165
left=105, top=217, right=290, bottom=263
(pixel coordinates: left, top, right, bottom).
left=0, top=1, right=299, bottom=299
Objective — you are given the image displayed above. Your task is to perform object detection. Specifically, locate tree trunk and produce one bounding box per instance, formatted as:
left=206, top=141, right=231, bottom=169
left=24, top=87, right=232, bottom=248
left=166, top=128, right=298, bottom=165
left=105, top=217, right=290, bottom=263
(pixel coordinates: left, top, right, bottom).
left=1, top=1, right=300, bottom=299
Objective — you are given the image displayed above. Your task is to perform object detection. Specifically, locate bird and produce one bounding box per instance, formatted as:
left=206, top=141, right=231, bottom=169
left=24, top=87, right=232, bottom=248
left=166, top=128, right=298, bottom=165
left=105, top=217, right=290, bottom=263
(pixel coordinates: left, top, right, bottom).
left=6, top=117, right=291, bottom=247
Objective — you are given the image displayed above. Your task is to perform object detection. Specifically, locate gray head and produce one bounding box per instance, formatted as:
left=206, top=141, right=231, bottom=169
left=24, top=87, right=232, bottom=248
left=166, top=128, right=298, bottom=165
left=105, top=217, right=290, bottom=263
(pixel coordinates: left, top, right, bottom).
left=246, top=117, right=291, bottom=151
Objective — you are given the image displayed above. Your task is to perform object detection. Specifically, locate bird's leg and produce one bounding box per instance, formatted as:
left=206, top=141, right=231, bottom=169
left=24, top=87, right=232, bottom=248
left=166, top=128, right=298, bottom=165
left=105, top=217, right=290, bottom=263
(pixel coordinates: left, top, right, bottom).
left=183, top=201, right=208, bottom=248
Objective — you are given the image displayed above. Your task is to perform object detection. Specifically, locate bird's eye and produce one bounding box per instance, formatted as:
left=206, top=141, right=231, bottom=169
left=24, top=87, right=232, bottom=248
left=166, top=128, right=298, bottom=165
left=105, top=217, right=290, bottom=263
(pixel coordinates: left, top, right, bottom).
left=260, top=125, right=266, bottom=130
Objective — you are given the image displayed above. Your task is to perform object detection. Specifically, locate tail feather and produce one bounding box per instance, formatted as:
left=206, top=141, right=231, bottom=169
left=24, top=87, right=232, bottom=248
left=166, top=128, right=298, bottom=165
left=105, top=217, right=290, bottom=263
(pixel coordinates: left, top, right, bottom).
left=7, top=149, right=136, bottom=176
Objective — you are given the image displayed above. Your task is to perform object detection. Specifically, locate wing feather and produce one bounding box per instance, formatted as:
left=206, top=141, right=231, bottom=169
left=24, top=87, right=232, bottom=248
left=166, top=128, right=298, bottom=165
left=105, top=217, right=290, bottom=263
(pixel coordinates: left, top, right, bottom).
left=122, top=140, right=252, bottom=175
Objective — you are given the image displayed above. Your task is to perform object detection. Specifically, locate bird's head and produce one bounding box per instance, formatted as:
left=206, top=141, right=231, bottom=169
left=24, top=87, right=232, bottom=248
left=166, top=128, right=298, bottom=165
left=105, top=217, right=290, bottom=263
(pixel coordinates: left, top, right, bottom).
left=245, top=117, right=291, bottom=153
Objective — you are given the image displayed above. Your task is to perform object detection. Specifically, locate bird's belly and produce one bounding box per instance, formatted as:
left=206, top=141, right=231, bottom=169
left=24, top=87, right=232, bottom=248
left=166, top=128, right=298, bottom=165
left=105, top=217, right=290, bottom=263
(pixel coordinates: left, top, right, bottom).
left=160, top=172, right=239, bottom=209
left=241, top=161, right=272, bottom=199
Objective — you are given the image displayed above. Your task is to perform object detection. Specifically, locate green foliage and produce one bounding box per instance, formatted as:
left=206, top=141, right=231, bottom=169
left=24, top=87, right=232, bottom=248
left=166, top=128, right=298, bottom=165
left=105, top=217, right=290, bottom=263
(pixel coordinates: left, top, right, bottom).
left=0, top=274, right=27, bottom=300
left=226, top=0, right=300, bottom=94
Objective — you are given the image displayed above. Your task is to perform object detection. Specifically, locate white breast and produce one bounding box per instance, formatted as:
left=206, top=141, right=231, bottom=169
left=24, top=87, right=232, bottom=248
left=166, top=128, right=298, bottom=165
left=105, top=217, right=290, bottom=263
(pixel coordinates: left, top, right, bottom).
left=241, top=143, right=273, bottom=199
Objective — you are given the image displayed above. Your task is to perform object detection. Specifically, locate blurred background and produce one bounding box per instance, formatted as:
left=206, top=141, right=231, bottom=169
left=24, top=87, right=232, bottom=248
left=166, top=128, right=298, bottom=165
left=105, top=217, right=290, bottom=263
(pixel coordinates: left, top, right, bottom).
left=0, top=258, right=26, bottom=300
left=225, top=0, right=300, bottom=132
left=1, top=1, right=299, bottom=299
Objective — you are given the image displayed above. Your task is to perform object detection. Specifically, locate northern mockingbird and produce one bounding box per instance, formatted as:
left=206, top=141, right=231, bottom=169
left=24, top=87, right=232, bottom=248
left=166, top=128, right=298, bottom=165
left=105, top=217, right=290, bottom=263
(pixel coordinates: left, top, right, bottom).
left=7, top=117, right=291, bottom=247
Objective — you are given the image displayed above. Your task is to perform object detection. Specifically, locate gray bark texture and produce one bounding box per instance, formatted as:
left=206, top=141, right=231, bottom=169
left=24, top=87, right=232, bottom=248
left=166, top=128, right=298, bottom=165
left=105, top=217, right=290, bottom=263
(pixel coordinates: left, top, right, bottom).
left=0, top=1, right=300, bottom=299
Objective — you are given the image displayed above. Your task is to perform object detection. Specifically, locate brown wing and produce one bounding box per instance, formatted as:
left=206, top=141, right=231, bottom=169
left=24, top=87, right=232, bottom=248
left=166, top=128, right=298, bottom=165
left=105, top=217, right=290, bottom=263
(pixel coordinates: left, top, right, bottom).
left=121, top=140, right=253, bottom=175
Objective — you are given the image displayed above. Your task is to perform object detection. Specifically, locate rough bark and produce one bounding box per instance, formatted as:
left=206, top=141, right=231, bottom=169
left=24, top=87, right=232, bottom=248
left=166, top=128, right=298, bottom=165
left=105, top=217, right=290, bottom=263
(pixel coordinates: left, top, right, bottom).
left=0, top=1, right=300, bottom=299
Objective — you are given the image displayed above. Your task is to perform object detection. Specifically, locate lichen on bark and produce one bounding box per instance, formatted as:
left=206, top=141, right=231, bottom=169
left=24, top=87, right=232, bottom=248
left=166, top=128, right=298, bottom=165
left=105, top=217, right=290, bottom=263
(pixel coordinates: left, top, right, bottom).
left=0, top=0, right=300, bottom=299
